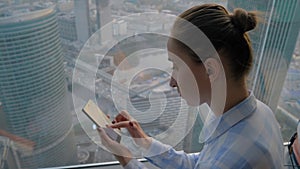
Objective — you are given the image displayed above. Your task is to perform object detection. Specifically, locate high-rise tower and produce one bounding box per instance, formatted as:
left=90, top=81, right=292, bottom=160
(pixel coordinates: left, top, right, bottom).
left=0, top=5, right=77, bottom=168
left=74, top=0, right=91, bottom=43
left=95, top=0, right=113, bottom=44
left=228, top=0, right=300, bottom=110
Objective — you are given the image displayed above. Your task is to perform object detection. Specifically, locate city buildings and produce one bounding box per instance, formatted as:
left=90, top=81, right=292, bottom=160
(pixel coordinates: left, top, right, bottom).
left=73, top=0, right=113, bottom=44
left=0, top=4, right=76, bottom=168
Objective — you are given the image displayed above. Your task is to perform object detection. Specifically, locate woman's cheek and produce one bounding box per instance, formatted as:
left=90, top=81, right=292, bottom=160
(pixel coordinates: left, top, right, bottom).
left=177, top=68, right=200, bottom=106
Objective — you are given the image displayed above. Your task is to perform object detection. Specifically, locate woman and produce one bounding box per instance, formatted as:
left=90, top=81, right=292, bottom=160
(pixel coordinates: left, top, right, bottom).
left=98, top=4, right=284, bottom=169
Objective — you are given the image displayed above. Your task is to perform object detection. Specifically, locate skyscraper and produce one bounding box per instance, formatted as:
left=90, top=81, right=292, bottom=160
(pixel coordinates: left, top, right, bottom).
left=74, top=0, right=91, bottom=43
left=228, top=0, right=300, bottom=111
left=95, top=0, right=113, bottom=44
left=0, top=5, right=76, bottom=168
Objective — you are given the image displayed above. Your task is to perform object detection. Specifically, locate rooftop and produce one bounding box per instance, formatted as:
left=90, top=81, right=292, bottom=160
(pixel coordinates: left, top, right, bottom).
left=0, top=3, right=55, bottom=24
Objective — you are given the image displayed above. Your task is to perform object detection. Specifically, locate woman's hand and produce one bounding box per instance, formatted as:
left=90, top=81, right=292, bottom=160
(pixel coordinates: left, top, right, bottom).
left=97, top=111, right=151, bottom=166
left=109, top=110, right=152, bottom=149
left=97, top=127, right=132, bottom=166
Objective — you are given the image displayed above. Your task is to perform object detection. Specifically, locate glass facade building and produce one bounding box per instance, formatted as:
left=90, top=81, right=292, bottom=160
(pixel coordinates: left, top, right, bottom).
left=0, top=6, right=76, bottom=168
left=228, top=0, right=300, bottom=111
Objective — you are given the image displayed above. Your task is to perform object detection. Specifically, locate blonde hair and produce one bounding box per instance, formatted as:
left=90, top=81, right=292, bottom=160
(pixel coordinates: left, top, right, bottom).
left=171, top=4, right=258, bottom=80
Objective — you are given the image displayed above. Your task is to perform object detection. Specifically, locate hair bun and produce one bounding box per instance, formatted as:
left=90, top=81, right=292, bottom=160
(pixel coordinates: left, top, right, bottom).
left=230, top=8, right=257, bottom=33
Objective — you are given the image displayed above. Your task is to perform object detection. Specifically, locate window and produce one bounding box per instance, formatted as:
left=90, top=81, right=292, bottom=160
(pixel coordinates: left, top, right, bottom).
left=0, top=0, right=299, bottom=168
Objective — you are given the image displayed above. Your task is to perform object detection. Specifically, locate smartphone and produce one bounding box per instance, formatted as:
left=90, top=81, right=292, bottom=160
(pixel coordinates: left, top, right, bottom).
left=82, top=100, right=121, bottom=142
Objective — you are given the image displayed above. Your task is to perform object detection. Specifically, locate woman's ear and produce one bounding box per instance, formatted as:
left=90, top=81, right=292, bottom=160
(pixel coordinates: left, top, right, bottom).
left=204, top=58, right=221, bottom=82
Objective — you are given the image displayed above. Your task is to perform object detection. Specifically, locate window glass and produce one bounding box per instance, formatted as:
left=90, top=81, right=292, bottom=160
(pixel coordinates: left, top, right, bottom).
left=0, top=0, right=299, bottom=168
left=276, top=34, right=300, bottom=141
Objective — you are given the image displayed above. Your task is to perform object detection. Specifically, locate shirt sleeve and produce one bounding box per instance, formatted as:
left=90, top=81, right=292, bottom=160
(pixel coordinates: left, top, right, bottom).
left=123, top=159, right=148, bottom=169
left=143, top=139, right=199, bottom=169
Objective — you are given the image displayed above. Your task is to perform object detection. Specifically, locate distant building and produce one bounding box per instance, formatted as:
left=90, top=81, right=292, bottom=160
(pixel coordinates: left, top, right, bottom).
left=112, top=20, right=127, bottom=36
left=228, top=0, right=300, bottom=111
left=124, top=13, right=174, bottom=34
left=56, top=0, right=74, bottom=12
left=73, top=0, right=113, bottom=44
left=0, top=5, right=77, bottom=168
left=95, top=0, right=113, bottom=44
left=74, top=0, right=91, bottom=43
left=57, top=13, right=77, bottom=41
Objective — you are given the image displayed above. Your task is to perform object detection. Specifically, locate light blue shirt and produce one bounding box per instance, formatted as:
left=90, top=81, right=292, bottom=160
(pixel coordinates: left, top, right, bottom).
left=124, top=93, right=284, bottom=169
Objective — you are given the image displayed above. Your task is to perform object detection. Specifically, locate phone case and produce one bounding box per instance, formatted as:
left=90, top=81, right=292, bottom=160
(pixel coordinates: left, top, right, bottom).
left=82, top=100, right=121, bottom=142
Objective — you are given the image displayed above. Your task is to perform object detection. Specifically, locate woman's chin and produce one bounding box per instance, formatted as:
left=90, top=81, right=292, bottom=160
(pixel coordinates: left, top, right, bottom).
left=179, top=93, right=200, bottom=106
left=183, top=97, right=200, bottom=106
left=187, top=102, right=199, bottom=107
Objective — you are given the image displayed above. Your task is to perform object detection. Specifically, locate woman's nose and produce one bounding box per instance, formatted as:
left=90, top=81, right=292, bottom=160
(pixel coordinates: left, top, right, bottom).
left=169, top=76, right=178, bottom=88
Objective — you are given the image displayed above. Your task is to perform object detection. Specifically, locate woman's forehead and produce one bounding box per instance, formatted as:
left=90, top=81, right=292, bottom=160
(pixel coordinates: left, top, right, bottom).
left=167, top=37, right=180, bottom=50
left=167, top=48, right=194, bottom=67
left=167, top=49, right=181, bottom=63
left=167, top=40, right=184, bottom=60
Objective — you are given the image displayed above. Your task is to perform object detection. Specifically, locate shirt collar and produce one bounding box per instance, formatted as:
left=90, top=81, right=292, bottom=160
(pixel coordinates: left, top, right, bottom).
left=203, top=92, right=257, bottom=143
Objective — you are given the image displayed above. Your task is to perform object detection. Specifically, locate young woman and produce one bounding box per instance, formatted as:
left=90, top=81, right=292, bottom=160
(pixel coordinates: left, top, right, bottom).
left=98, top=4, right=284, bottom=169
